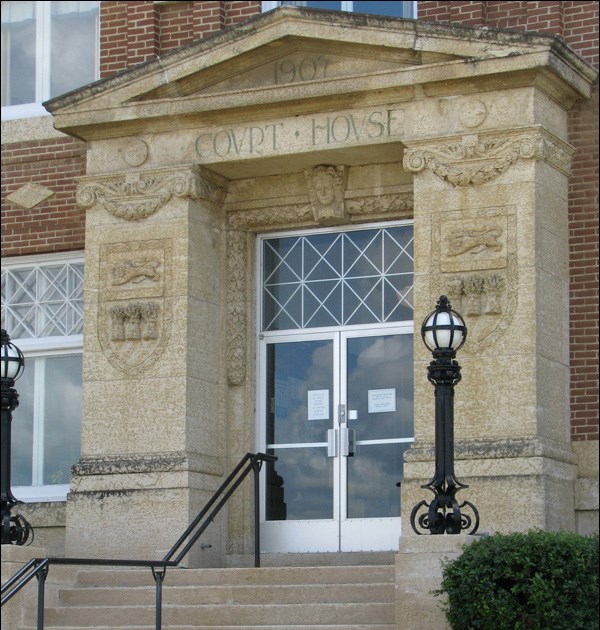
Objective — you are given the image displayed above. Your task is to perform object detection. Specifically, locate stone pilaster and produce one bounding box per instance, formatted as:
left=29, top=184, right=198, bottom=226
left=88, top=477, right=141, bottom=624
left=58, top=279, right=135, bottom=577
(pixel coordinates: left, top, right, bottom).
left=66, top=165, right=228, bottom=565
left=401, top=124, right=577, bottom=535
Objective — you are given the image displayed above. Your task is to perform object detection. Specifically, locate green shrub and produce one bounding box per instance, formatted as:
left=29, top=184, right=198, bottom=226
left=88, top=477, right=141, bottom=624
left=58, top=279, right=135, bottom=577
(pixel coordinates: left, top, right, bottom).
left=435, top=530, right=599, bottom=630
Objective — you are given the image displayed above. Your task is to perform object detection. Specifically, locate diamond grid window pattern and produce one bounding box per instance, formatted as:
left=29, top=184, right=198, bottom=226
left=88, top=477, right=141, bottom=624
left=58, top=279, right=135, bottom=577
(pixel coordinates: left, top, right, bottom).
left=1, top=262, right=84, bottom=338
left=262, top=226, right=413, bottom=331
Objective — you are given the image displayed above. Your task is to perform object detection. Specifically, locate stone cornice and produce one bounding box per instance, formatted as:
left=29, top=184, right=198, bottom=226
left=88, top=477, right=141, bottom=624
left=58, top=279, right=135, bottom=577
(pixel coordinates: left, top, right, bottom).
left=76, top=165, right=226, bottom=220
left=403, top=128, right=573, bottom=186
left=226, top=190, right=413, bottom=231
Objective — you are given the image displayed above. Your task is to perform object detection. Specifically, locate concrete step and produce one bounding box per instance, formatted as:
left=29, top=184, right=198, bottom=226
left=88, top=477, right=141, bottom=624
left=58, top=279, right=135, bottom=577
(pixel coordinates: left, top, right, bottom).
left=16, top=563, right=396, bottom=629
left=59, top=582, right=395, bottom=606
left=74, top=564, right=395, bottom=587
left=227, top=552, right=396, bottom=567
left=23, top=626, right=396, bottom=630
left=43, top=602, right=395, bottom=626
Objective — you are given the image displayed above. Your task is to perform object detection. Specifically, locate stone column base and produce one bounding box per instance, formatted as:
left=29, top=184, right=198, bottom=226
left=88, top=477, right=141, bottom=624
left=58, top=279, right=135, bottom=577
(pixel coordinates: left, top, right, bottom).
left=395, top=534, right=482, bottom=630
left=401, top=438, right=577, bottom=533
left=65, top=457, right=225, bottom=567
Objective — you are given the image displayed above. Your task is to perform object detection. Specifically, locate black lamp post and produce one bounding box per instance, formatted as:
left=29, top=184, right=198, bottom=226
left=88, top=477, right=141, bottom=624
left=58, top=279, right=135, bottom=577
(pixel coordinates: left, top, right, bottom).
left=1, top=329, right=32, bottom=545
left=410, top=296, right=479, bottom=535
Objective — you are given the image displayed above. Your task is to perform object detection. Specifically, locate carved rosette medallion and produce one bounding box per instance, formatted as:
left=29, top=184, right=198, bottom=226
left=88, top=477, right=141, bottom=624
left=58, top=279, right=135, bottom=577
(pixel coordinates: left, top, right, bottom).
left=121, top=139, right=149, bottom=167
left=98, top=239, right=173, bottom=375
left=403, top=129, right=573, bottom=186
left=77, top=166, right=225, bottom=221
left=431, top=206, right=518, bottom=354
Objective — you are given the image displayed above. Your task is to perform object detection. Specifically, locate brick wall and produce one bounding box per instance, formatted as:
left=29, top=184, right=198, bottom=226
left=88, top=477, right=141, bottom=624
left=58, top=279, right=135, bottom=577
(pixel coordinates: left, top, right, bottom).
left=419, top=0, right=599, bottom=441
left=1, top=138, right=87, bottom=256
left=100, top=1, right=261, bottom=77
left=568, top=82, right=599, bottom=442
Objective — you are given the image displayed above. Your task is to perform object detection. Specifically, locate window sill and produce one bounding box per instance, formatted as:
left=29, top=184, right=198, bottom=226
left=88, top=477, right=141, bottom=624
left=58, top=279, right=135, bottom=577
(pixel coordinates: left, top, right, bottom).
left=1, top=103, right=50, bottom=121
left=12, top=484, right=69, bottom=503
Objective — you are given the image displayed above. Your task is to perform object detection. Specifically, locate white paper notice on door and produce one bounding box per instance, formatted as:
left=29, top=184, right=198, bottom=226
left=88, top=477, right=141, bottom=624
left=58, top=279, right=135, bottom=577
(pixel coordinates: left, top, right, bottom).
left=368, top=388, right=396, bottom=413
left=307, top=389, right=329, bottom=421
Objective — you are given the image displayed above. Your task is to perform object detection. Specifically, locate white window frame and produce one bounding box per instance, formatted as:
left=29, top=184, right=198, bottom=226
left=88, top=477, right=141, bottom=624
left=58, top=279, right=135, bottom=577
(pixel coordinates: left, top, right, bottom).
left=262, top=1, right=418, bottom=18
left=1, top=1, right=100, bottom=121
left=2, top=251, right=84, bottom=502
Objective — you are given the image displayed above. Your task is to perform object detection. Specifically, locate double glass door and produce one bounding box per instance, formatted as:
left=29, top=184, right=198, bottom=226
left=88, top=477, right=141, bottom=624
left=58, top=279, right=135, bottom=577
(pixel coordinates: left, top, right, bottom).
left=259, top=327, right=413, bottom=553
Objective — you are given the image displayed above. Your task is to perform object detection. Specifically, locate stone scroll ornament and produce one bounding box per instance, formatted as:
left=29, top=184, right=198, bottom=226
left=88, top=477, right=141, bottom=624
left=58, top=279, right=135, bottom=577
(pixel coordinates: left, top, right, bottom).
left=403, top=130, right=573, bottom=186
left=76, top=166, right=225, bottom=221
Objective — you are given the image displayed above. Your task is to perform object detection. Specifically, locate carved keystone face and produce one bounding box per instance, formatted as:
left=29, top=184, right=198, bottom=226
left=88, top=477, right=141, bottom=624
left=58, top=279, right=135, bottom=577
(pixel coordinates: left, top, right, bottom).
left=305, top=165, right=347, bottom=226
left=314, top=170, right=336, bottom=206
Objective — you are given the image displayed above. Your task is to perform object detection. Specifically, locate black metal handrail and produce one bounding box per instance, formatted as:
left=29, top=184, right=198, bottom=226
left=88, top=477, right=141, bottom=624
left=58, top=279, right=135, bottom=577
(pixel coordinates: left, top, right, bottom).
left=1, top=451, right=276, bottom=630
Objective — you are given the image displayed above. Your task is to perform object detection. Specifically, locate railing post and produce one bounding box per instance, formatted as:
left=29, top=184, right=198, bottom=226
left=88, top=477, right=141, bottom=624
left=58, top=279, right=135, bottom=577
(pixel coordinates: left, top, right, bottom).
left=253, top=457, right=261, bottom=568
left=152, top=567, right=165, bottom=630
left=35, top=564, right=48, bottom=630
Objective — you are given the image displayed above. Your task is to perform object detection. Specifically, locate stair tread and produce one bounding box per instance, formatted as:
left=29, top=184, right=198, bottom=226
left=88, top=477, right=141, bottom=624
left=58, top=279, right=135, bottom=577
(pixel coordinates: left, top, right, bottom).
left=16, top=563, right=397, bottom=629
left=74, top=564, right=395, bottom=587
left=23, top=626, right=396, bottom=630
left=60, top=582, right=394, bottom=606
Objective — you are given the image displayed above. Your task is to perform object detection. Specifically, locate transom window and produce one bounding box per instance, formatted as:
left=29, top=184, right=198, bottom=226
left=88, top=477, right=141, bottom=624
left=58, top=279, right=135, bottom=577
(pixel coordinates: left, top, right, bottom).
left=261, top=224, right=413, bottom=332
left=1, top=253, right=84, bottom=501
left=1, top=1, right=100, bottom=119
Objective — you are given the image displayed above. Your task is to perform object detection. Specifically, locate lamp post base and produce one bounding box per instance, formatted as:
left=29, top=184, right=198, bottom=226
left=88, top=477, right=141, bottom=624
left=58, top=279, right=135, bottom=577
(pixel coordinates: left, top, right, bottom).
left=1, top=508, right=33, bottom=546
left=410, top=494, right=479, bottom=535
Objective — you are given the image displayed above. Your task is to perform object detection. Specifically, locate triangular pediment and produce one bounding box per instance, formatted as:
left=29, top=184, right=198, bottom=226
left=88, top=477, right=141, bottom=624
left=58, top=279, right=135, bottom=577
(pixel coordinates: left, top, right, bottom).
left=44, top=6, right=595, bottom=139
left=130, top=36, right=459, bottom=102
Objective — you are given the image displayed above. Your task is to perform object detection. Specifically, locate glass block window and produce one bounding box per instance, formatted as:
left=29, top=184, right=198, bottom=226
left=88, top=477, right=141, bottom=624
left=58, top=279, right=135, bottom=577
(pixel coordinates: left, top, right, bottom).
left=262, top=224, right=413, bottom=331
left=1, top=261, right=84, bottom=338
left=1, top=254, right=84, bottom=501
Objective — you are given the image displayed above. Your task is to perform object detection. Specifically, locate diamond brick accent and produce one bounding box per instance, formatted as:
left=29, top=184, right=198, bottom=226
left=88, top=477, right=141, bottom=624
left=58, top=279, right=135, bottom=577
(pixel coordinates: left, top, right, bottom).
left=7, top=182, right=54, bottom=209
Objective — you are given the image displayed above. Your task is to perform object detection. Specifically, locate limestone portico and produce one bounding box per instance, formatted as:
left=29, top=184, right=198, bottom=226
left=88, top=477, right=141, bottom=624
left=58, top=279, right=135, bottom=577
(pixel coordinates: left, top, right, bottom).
left=43, top=6, right=596, bottom=564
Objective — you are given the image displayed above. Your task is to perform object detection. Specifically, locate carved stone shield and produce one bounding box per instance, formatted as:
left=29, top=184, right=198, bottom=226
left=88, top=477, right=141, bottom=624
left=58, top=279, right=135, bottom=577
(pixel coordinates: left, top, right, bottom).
left=431, top=205, right=517, bottom=354
left=98, top=239, right=173, bottom=375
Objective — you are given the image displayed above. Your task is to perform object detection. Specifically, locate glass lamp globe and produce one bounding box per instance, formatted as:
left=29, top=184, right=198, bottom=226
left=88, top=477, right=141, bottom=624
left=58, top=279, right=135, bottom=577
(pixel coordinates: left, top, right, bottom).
left=1, top=329, right=25, bottom=380
left=421, top=296, right=467, bottom=353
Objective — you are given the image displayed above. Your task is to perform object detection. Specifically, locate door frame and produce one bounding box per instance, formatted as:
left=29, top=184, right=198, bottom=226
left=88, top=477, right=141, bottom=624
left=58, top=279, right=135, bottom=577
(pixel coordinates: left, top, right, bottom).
left=255, top=221, right=414, bottom=553
left=257, top=324, right=413, bottom=553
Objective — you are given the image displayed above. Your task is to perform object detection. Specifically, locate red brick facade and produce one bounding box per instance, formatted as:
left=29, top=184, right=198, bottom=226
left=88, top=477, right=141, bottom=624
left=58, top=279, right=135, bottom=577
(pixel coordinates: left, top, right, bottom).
left=1, top=137, right=86, bottom=256
left=99, top=1, right=262, bottom=77
left=2, top=2, right=598, bottom=441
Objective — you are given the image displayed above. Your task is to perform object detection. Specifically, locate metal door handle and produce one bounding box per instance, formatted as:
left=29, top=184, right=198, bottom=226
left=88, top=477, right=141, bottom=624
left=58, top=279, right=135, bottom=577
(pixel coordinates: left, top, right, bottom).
left=327, top=429, right=338, bottom=457
left=341, top=428, right=356, bottom=457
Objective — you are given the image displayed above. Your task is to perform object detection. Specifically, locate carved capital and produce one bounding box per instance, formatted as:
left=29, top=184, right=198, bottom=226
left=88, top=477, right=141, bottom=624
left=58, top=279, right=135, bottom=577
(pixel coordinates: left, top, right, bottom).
left=403, top=129, right=573, bottom=186
left=77, top=166, right=226, bottom=220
